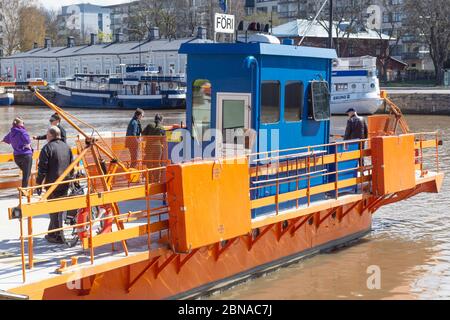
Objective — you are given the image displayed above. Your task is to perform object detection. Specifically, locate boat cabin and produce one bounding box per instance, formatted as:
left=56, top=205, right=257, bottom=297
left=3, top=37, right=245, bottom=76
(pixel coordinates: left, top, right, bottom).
left=179, top=39, right=337, bottom=159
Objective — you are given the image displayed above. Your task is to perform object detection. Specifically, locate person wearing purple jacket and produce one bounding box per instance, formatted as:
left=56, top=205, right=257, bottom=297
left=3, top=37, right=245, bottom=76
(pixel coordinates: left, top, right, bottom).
left=2, top=117, right=33, bottom=188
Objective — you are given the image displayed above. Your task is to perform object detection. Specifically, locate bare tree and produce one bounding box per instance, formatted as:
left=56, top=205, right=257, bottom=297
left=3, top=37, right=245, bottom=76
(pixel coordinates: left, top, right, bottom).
left=128, top=0, right=170, bottom=40
left=316, top=0, right=371, bottom=56
left=42, top=8, right=60, bottom=45
left=0, top=0, right=30, bottom=55
left=371, top=0, right=404, bottom=83
left=404, top=0, right=450, bottom=85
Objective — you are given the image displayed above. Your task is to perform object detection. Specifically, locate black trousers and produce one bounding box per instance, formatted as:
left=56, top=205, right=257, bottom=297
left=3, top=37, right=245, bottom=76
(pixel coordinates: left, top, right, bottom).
left=14, top=154, right=32, bottom=188
left=47, top=188, right=68, bottom=238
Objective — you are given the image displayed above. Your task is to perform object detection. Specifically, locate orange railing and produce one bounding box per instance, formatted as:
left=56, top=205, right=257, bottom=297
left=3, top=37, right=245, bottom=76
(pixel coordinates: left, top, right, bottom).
left=13, top=165, right=169, bottom=282
left=5, top=132, right=441, bottom=283
left=247, top=139, right=371, bottom=214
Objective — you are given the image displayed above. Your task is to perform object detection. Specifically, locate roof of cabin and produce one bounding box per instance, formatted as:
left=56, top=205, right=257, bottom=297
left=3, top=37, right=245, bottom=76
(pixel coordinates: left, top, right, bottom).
left=1, top=38, right=212, bottom=60
left=179, top=42, right=338, bottom=60
left=272, top=19, right=392, bottom=40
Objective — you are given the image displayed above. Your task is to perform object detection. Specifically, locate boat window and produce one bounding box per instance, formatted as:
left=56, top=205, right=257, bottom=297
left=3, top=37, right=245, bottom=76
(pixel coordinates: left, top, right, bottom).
left=335, top=83, right=348, bottom=91
left=284, top=81, right=304, bottom=122
left=192, top=79, right=212, bottom=142
left=261, top=81, right=280, bottom=123
left=351, top=84, right=357, bottom=89
left=309, top=80, right=330, bottom=121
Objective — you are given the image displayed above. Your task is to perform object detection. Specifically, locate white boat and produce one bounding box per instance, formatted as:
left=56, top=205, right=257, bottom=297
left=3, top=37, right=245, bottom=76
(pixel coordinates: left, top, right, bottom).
left=331, top=56, right=383, bottom=115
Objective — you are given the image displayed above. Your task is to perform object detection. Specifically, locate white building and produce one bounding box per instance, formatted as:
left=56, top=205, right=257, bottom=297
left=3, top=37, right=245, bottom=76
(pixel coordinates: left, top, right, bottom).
left=58, top=3, right=111, bottom=42
left=0, top=27, right=209, bottom=84
left=245, top=0, right=279, bottom=15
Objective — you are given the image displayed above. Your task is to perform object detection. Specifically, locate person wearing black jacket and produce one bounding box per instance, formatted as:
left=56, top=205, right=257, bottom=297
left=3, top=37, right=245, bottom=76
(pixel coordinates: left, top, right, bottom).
left=36, top=126, right=73, bottom=244
left=33, top=113, right=67, bottom=143
left=344, top=108, right=368, bottom=141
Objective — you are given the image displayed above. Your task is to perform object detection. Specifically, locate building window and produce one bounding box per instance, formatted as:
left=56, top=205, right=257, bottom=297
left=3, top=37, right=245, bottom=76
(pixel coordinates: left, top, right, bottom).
left=116, top=66, right=121, bottom=73
left=18, top=69, right=22, bottom=80
left=309, top=81, right=330, bottom=121
left=51, top=68, right=56, bottom=79
left=105, top=69, right=110, bottom=74
left=61, top=67, right=66, bottom=78
left=35, top=68, right=40, bottom=78
left=261, top=81, right=280, bottom=124
left=284, top=81, right=304, bottom=122
left=26, top=71, right=31, bottom=79
left=192, top=79, right=212, bottom=142
left=43, top=69, right=48, bottom=79
left=83, top=67, right=88, bottom=74
left=74, top=67, right=79, bottom=74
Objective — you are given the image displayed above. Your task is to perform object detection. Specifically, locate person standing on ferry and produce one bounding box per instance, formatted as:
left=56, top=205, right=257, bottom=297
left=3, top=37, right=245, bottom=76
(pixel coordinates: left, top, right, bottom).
left=33, top=113, right=67, bottom=143
left=36, top=126, right=73, bottom=244
left=2, top=117, right=33, bottom=188
left=344, top=108, right=368, bottom=140
left=126, top=108, right=144, bottom=168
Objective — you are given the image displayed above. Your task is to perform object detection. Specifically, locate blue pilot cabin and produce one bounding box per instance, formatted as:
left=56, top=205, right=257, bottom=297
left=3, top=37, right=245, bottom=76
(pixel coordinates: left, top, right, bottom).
left=179, top=36, right=361, bottom=218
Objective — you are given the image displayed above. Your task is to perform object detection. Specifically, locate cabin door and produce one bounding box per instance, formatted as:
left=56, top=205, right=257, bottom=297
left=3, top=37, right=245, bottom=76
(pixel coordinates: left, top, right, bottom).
left=216, top=92, right=252, bottom=158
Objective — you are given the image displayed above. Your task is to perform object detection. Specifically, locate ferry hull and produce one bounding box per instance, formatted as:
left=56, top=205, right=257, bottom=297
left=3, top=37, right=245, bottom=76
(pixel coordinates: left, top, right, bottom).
left=22, top=204, right=372, bottom=300
left=54, top=91, right=185, bottom=110
left=0, top=93, right=14, bottom=106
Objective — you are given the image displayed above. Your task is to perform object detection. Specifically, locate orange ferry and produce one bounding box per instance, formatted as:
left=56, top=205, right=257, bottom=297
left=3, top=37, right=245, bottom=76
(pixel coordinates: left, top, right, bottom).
left=0, top=38, right=443, bottom=300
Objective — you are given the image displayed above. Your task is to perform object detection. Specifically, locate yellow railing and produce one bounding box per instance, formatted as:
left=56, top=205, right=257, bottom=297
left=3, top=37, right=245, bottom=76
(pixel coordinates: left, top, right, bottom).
left=12, top=165, right=169, bottom=282
left=5, top=131, right=441, bottom=283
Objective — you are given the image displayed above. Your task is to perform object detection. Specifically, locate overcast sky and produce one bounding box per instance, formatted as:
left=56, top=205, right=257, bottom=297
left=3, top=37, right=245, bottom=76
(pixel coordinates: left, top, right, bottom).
left=40, top=0, right=132, bottom=10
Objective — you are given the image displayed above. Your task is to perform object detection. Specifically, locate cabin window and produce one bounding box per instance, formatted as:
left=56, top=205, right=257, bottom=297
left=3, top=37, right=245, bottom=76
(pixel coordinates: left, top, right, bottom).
left=284, top=81, right=304, bottom=122
left=309, top=80, right=330, bottom=121
left=261, top=81, right=280, bottom=123
left=192, top=79, right=212, bottom=142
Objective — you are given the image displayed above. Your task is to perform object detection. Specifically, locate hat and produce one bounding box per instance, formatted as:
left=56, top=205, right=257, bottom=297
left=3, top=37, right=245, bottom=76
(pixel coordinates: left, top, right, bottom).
left=345, top=108, right=356, bottom=113
left=155, top=114, right=163, bottom=123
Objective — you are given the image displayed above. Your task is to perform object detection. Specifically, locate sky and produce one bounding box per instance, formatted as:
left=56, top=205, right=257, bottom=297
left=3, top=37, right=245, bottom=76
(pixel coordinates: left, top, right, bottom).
left=39, top=0, right=132, bottom=10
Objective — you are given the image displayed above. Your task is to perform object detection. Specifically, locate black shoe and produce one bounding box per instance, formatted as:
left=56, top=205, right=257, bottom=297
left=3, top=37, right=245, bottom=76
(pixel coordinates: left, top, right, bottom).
left=45, top=235, right=64, bottom=244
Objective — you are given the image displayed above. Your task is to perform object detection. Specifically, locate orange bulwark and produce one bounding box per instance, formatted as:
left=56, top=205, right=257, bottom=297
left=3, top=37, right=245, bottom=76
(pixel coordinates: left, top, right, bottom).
left=0, top=127, right=443, bottom=300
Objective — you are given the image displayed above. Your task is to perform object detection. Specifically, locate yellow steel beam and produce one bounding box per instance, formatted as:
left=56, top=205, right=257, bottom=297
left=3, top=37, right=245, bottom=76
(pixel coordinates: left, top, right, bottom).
left=250, top=175, right=371, bottom=210
left=0, top=148, right=78, bottom=164
left=16, top=183, right=166, bottom=218
left=81, top=220, right=168, bottom=249
left=250, top=150, right=368, bottom=177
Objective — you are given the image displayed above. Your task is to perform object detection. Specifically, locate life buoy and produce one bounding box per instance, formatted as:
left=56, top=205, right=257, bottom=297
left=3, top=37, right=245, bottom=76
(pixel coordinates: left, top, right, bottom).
left=168, top=82, right=174, bottom=89
left=76, top=205, right=113, bottom=240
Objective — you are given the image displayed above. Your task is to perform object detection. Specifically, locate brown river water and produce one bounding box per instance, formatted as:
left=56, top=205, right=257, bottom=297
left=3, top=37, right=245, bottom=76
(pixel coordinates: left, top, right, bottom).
left=0, top=106, right=449, bottom=300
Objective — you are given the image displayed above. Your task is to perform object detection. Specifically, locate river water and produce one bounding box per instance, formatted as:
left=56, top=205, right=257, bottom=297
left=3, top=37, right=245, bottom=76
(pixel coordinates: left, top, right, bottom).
left=0, top=106, right=449, bottom=299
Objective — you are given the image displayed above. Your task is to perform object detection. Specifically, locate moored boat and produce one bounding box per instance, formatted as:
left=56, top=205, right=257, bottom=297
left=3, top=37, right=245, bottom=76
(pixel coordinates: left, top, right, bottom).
left=54, top=64, right=186, bottom=109
left=0, top=89, right=14, bottom=106
left=331, top=56, right=383, bottom=114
